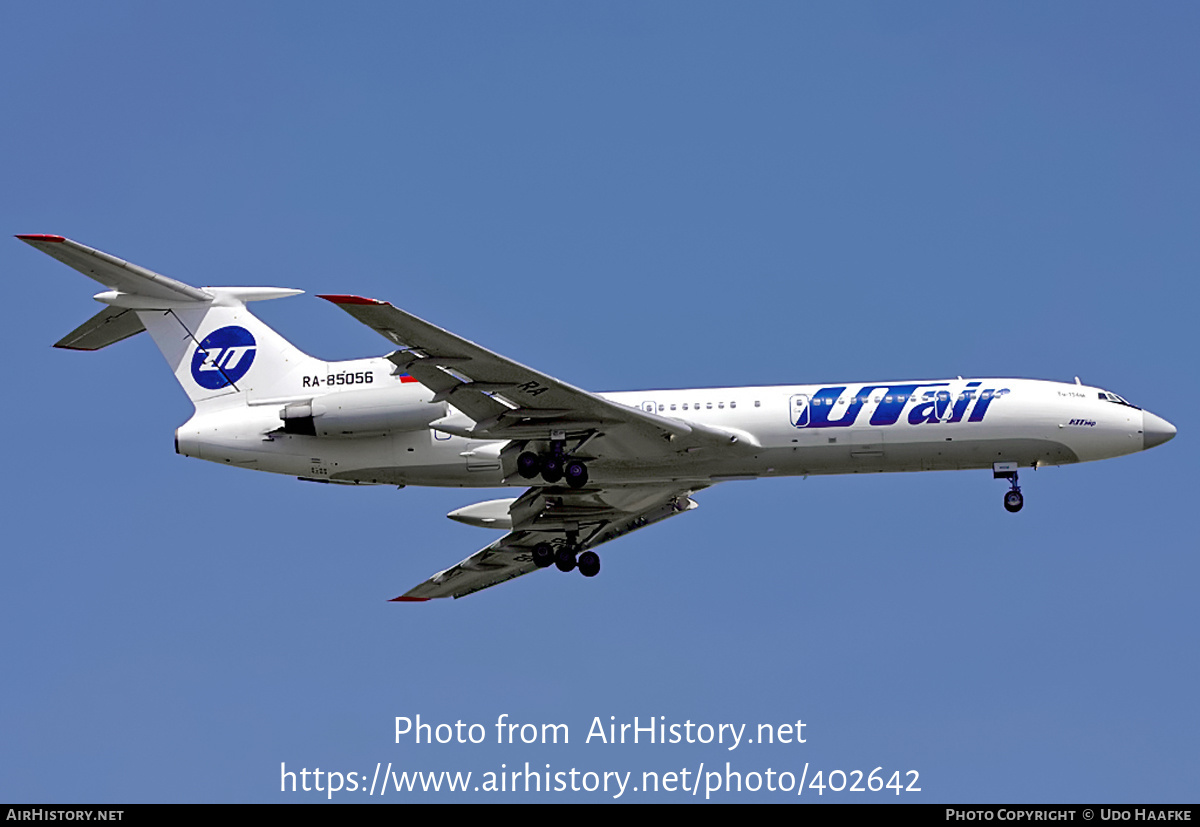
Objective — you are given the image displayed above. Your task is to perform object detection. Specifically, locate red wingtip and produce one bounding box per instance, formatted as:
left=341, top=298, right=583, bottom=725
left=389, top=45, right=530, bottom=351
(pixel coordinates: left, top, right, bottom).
left=317, top=293, right=386, bottom=306
left=389, top=596, right=431, bottom=603
left=16, top=234, right=65, bottom=243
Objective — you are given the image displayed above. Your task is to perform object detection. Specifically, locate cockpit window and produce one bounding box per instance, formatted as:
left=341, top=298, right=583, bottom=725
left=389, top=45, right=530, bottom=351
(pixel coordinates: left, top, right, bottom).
left=1098, top=392, right=1141, bottom=410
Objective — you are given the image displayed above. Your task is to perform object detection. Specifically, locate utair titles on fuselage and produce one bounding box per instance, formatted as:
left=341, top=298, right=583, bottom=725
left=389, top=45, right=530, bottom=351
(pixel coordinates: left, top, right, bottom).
left=791, top=380, right=1005, bottom=429
left=19, top=233, right=1177, bottom=600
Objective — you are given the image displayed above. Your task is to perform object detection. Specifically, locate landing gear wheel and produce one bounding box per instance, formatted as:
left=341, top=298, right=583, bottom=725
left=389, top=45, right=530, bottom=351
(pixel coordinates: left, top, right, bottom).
left=532, top=543, right=554, bottom=568
left=1004, top=490, right=1024, bottom=513
left=554, top=545, right=577, bottom=573
left=564, top=459, right=589, bottom=489
left=541, top=455, right=564, bottom=484
left=577, top=550, right=600, bottom=578
left=517, top=452, right=542, bottom=479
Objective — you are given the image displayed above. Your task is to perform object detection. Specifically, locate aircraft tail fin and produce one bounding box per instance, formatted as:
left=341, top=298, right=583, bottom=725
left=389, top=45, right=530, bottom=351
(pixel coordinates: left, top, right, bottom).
left=19, top=234, right=325, bottom=408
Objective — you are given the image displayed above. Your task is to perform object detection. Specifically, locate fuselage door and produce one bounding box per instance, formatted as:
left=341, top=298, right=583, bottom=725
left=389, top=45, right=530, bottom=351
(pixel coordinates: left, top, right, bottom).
left=790, top=394, right=810, bottom=427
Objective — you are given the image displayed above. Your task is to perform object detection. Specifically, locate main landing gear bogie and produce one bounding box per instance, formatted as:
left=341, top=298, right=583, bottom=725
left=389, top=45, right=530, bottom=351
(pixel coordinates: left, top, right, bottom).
left=530, top=542, right=601, bottom=578
left=516, top=450, right=589, bottom=489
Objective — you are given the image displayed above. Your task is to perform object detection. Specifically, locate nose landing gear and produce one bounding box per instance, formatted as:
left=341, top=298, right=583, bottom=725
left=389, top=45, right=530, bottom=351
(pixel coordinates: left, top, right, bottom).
left=994, top=462, right=1024, bottom=513
left=1004, top=488, right=1024, bottom=513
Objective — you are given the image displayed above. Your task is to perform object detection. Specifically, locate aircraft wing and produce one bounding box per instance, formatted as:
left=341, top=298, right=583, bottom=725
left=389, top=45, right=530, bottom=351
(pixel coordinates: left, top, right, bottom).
left=318, top=294, right=759, bottom=458
left=396, top=483, right=704, bottom=600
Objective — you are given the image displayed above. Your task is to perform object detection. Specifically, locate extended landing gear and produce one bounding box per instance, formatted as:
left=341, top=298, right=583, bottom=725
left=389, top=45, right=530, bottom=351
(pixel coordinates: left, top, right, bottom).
left=564, top=459, right=588, bottom=488
left=577, top=550, right=600, bottom=578
left=1004, top=489, right=1024, bottom=513
left=530, top=540, right=601, bottom=578
left=532, top=542, right=555, bottom=568
left=516, top=450, right=589, bottom=489
left=517, top=452, right=542, bottom=479
left=555, top=545, right=576, bottom=572
left=542, top=455, right=564, bottom=484
left=994, top=462, right=1024, bottom=513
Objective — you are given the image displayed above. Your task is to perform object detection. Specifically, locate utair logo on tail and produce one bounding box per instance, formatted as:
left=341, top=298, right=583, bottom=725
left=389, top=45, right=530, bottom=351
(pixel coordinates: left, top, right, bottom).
left=190, top=326, right=257, bottom=389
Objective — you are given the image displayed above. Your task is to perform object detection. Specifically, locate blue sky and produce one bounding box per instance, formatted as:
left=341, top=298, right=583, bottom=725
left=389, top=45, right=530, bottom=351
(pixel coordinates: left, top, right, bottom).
left=2, top=2, right=1196, bottom=803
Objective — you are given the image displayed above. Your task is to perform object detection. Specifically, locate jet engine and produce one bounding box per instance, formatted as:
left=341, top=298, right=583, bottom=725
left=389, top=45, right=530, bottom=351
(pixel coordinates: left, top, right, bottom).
left=280, top=388, right=447, bottom=437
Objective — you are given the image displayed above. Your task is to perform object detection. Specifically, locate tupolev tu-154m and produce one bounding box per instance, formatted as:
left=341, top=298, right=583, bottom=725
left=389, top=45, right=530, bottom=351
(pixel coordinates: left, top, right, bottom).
left=19, top=234, right=1177, bottom=600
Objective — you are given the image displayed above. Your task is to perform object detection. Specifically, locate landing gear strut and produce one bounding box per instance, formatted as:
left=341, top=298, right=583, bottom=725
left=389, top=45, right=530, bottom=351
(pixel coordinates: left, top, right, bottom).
left=994, top=462, right=1024, bottom=513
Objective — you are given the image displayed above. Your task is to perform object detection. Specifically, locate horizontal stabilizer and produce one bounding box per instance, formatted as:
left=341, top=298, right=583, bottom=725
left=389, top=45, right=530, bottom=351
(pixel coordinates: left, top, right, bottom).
left=17, top=234, right=211, bottom=303
left=54, top=305, right=146, bottom=350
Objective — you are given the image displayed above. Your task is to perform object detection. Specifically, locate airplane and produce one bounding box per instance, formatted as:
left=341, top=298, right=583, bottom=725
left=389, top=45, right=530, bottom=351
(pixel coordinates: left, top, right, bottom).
left=19, top=234, right=1177, bottom=600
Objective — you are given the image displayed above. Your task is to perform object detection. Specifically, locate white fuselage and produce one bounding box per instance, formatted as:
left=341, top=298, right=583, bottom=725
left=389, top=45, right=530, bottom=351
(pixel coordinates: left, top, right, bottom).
left=174, top=360, right=1160, bottom=489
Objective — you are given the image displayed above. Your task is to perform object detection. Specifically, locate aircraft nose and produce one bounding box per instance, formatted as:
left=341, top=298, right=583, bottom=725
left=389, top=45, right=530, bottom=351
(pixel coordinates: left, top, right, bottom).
left=1142, top=411, right=1177, bottom=450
